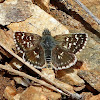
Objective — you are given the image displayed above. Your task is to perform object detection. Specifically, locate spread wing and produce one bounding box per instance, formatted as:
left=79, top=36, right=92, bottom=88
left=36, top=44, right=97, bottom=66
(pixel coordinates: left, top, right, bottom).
left=14, top=32, right=45, bottom=68
left=54, top=33, right=88, bottom=54
left=52, top=46, right=77, bottom=70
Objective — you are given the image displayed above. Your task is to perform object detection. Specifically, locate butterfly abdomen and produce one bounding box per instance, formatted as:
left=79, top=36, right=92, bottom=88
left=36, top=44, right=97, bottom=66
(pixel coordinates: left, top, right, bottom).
left=44, top=49, right=52, bottom=64
left=46, top=56, right=51, bottom=64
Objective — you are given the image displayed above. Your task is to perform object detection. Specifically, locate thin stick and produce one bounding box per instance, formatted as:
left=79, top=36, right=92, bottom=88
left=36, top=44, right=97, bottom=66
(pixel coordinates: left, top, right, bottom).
left=0, top=42, right=82, bottom=99
left=73, top=0, right=100, bottom=25
left=0, top=64, right=65, bottom=94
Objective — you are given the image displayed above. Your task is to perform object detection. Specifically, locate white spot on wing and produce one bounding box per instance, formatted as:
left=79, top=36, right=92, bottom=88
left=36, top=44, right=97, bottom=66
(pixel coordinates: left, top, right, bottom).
left=75, top=35, right=78, bottom=40
left=66, top=38, right=69, bottom=41
left=68, top=43, right=72, bottom=49
left=22, top=33, right=25, bottom=39
left=29, top=36, right=32, bottom=40
left=36, top=55, right=39, bottom=58
left=58, top=55, right=61, bottom=59
left=33, top=51, right=37, bottom=55
left=60, top=52, right=64, bottom=56
left=23, top=41, right=26, bottom=44
left=27, top=42, right=30, bottom=48
left=73, top=42, right=76, bottom=45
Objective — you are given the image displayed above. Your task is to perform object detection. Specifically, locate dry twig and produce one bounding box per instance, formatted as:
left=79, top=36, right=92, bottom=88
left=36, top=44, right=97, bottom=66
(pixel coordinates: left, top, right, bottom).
left=0, top=64, right=64, bottom=94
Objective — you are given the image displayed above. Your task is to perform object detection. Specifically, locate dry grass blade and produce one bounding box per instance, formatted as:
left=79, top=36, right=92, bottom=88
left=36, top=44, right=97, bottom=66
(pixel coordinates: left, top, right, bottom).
left=60, top=0, right=100, bottom=25
left=74, top=0, right=100, bottom=25
left=0, top=42, right=83, bottom=99
left=0, top=64, right=64, bottom=94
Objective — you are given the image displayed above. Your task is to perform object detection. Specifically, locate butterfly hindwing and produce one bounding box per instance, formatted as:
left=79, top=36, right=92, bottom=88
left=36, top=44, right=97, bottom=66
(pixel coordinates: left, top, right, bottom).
left=54, top=33, right=88, bottom=54
left=52, top=46, right=77, bottom=70
left=24, top=45, right=45, bottom=68
left=14, top=32, right=45, bottom=68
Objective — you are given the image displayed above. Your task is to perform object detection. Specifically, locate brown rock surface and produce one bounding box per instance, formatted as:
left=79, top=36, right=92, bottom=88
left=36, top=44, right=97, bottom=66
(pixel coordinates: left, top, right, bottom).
left=81, top=92, right=93, bottom=100
left=0, top=75, right=13, bottom=100
left=0, top=29, right=15, bottom=51
left=41, top=68, right=75, bottom=93
left=8, top=3, right=69, bottom=36
left=89, top=94, right=100, bottom=100
left=76, top=37, right=100, bottom=70
left=20, top=86, right=61, bottom=100
left=0, top=0, right=4, bottom=3
left=0, top=0, right=32, bottom=25
left=78, top=69, right=100, bottom=92
left=56, top=69, right=85, bottom=86
left=4, top=86, right=17, bottom=100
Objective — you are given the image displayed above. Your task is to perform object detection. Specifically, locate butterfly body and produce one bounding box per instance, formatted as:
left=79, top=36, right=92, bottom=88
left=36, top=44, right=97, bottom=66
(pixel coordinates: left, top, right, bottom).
left=14, top=29, right=88, bottom=70
left=40, top=29, right=57, bottom=64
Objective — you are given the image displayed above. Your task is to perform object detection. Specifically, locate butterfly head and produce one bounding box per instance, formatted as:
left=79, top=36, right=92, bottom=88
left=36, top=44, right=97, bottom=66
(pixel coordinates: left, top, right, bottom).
left=42, top=29, right=51, bottom=36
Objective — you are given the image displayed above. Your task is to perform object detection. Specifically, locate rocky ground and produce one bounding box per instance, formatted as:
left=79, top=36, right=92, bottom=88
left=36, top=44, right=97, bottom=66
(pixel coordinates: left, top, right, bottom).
left=0, top=0, right=100, bottom=100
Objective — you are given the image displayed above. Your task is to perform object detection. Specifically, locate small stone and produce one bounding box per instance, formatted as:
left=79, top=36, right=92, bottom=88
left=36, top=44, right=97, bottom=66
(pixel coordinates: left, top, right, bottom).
left=13, top=93, right=21, bottom=100
left=13, top=77, right=29, bottom=87
left=9, top=58, right=23, bottom=69
left=81, top=92, right=93, bottom=100
left=78, top=69, right=100, bottom=92
left=56, top=69, right=85, bottom=86
left=20, top=86, right=46, bottom=100
left=41, top=68, right=55, bottom=81
left=4, top=86, right=17, bottom=100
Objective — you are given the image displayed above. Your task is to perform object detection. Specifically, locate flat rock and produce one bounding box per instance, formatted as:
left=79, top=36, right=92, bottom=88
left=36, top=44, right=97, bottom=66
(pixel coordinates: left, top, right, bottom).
left=78, top=69, right=100, bottom=92
left=8, top=3, right=69, bottom=36
left=0, top=0, right=32, bottom=25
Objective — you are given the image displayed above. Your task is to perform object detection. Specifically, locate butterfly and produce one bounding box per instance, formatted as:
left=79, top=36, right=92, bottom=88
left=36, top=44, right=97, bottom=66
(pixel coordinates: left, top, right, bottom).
left=14, top=29, right=88, bottom=70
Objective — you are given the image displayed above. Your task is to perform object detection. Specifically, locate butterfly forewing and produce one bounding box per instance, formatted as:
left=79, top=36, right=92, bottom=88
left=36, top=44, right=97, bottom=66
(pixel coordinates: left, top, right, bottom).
left=52, top=46, right=77, bottom=70
left=54, top=33, right=88, bottom=54
left=14, top=32, right=45, bottom=68
left=14, top=32, right=42, bottom=51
